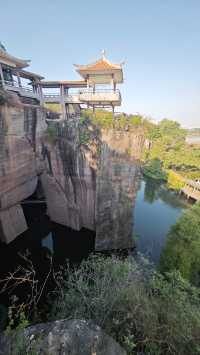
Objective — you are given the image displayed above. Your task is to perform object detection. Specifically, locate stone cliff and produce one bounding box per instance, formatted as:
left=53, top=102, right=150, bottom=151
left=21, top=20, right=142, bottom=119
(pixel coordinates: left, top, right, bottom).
left=41, top=118, right=99, bottom=232
left=42, top=119, right=144, bottom=250
left=0, top=95, right=145, bottom=250
left=0, top=90, right=46, bottom=243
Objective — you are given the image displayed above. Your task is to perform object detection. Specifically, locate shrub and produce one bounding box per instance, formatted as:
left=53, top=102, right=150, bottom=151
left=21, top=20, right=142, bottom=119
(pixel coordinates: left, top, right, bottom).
left=43, top=125, right=57, bottom=145
left=167, top=170, right=185, bottom=191
left=50, top=255, right=200, bottom=355
left=129, top=115, right=142, bottom=126
left=143, top=158, right=168, bottom=181
left=160, top=202, right=200, bottom=286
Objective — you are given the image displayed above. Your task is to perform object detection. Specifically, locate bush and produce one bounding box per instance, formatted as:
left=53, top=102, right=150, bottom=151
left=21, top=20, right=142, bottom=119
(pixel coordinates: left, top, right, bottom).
left=50, top=255, right=200, bottom=355
left=167, top=170, right=185, bottom=191
left=129, top=115, right=142, bottom=126
left=143, top=158, right=167, bottom=181
left=160, top=202, right=200, bottom=287
left=43, top=125, right=57, bottom=145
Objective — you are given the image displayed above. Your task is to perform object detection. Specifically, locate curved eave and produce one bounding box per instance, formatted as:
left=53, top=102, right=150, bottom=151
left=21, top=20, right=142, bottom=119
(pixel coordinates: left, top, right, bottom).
left=74, top=63, right=122, bottom=70
left=0, top=50, right=30, bottom=68
left=13, top=68, right=44, bottom=80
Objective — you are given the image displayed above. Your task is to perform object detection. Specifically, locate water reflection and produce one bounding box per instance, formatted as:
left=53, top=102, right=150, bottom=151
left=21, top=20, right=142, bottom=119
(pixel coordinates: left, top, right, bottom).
left=0, top=203, right=95, bottom=283
left=143, top=177, right=188, bottom=208
left=134, top=178, right=188, bottom=264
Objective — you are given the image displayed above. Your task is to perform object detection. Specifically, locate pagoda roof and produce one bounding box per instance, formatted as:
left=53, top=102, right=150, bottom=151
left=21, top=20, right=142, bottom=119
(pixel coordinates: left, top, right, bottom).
left=13, top=68, right=44, bottom=80
left=74, top=57, right=122, bottom=71
left=74, top=54, right=123, bottom=83
left=0, top=49, right=30, bottom=68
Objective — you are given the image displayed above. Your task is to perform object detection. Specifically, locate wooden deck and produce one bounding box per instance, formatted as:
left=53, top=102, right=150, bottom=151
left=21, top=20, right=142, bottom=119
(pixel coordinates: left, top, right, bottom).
left=181, top=179, right=200, bottom=201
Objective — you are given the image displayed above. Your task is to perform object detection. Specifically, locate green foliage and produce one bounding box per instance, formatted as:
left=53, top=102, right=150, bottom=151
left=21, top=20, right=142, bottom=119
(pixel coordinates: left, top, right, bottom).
left=167, top=170, right=185, bottom=190
left=146, top=125, right=161, bottom=140
left=81, top=109, right=150, bottom=131
left=144, top=118, right=200, bottom=183
left=160, top=202, right=200, bottom=286
left=44, top=125, right=57, bottom=145
left=78, top=116, right=92, bottom=145
left=0, top=94, right=6, bottom=105
left=129, top=114, right=142, bottom=126
left=143, top=158, right=167, bottom=181
left=50, top=255, right=200, bottom=355
left=5, top=310, right=32, bottom=355
left=79, top=130, right=90, bottom=145
left=44, top=103, right=62, bottom=114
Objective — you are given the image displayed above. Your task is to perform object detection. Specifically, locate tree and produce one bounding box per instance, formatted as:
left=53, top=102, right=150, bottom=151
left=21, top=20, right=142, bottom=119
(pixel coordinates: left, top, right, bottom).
left=159, top=203, right=200, bottom=286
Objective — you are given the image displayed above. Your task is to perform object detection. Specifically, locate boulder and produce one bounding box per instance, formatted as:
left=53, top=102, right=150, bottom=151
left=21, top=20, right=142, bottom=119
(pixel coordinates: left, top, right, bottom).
left=0, top=319, right=127, bottom=355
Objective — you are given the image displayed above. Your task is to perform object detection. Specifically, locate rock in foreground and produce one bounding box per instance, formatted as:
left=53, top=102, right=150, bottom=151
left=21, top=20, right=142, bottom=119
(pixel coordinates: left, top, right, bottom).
left=0, top=319, right=127, bottom=355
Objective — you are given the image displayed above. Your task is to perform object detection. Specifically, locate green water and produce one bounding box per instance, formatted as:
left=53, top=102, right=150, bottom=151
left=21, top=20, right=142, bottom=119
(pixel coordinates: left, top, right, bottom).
left=134, top=178, right=189, bottom=264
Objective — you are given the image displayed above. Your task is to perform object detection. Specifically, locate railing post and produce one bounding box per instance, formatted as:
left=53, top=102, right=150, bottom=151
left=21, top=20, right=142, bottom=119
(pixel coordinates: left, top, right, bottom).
left=60, top=84, right=66, bottom=119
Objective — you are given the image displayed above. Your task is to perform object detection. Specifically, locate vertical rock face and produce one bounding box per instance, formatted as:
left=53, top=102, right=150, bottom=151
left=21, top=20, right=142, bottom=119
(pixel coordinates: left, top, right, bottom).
left=41, top=119, right=98, bottom=231
left=42, top=120, right=143, bottom=251
left=101, top=129, right=146, bottom=160
left=0, top=92, right=46, bottom=243
left=95, top=144, right=140, bottom=250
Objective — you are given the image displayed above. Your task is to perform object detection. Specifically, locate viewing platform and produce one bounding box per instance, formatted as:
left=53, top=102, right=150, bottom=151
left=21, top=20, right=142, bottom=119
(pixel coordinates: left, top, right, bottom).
left=181, top=179, right=200, bottom=201
left=79, top=89, right=121, bottom=106
left=43, top=89, right=121, bottom=106
left=1, top=79, right=41, bottom=100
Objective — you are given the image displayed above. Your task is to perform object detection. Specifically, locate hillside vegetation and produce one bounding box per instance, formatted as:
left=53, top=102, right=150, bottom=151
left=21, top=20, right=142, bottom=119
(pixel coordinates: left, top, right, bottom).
left=143, top=118, right=200, bottom=183
left=160, top=202, right=200, bottom=286
left=82, top=110, right=200, bottom=186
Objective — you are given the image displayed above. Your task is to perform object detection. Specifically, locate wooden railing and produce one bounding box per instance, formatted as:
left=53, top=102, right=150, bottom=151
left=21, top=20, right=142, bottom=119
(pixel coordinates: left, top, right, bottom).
left=79, top=89, right=121, bottom=103
left=2, top=80, right=34, bottom=92
left=181, top=178, right=200, bottom=201
left=44, top=89, right=121, bottom=104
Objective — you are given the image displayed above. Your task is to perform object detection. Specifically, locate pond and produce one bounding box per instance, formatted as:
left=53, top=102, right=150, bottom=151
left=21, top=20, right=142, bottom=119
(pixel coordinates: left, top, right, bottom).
left=0, top=175, right=189, bottom=279
left=0, top=172, right=190, bottom=314
left=133, top=178, right=189, bottom=264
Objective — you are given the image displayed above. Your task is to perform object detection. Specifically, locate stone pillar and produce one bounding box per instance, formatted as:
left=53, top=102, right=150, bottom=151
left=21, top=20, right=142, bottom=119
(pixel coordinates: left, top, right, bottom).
left=64, top=87, right=69, bottom=96
left=111, top=74, right=114, bottom=91
left=93, top=105, right=95, bottom=116
left=38, top=84, right=44, bottom=105
left=86, top=75, right=89, bottom=90
left=0, top=63, right=5, bottom=86
left=16, top=72, right=22, bottom=87
left=112, top=105, right=115, bottom=118
left=60, top=84, right=66, bottom=119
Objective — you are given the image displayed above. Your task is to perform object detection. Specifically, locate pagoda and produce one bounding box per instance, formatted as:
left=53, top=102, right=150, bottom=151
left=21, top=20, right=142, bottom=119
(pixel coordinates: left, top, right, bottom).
left=41, top=52, right=124, bottom=119
left=74, top=51, right=123, bottom=113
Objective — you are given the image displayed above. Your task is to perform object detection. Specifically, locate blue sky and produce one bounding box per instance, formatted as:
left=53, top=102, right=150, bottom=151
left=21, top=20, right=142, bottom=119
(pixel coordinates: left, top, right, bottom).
left=1, top=0, right=200, bottom=127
